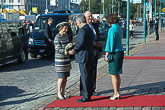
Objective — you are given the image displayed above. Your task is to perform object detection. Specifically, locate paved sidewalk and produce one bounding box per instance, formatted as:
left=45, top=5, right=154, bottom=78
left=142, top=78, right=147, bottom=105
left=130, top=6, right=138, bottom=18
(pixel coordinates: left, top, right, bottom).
left=33, top=30, right=165, bottom=110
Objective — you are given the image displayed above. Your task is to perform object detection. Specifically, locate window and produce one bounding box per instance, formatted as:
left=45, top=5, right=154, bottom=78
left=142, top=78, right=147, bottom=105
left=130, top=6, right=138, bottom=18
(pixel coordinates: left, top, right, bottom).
left=18, top=0, right=20, bottom=3
left=9, top=5, right=14, bottom=9
left=3, top=0, right=6, bottom=3
left=9, top=0, right=14, bottom=3
left=18, top=6, right=20, bottom=9
left=1, top=23, right=11, bottom=38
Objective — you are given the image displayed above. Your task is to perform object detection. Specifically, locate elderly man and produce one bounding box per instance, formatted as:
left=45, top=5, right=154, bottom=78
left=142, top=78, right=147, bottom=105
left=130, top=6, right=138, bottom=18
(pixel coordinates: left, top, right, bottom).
left=83, top=11, right=102, bottom=96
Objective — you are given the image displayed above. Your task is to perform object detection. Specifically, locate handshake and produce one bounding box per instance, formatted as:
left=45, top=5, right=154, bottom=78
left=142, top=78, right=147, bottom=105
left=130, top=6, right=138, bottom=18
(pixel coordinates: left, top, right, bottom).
left=65, top=43, right=75, bottom=55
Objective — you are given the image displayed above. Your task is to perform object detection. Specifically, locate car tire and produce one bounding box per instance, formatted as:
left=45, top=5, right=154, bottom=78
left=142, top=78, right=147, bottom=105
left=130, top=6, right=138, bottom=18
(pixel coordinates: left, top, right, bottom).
left=18, top=49, right=26, bottom=63
left=30, top=53, right=38, bottom=58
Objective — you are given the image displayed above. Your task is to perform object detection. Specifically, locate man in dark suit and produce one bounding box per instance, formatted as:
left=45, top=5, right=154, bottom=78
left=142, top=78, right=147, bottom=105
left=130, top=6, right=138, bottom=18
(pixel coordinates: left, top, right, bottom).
left=84, top=11, right=102, bottom=96
left=70, top=14, right=95, bottom=102
left=155, top=19, right=159, bottom=40
left=44, top=18, right=53, bottom=61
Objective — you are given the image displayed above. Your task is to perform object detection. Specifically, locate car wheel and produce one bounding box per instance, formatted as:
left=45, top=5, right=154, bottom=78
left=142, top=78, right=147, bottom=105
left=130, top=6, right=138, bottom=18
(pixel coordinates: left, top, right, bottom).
left=18, top=49, right=26, bottom=63
left=30, top=53, right=38, bottom=58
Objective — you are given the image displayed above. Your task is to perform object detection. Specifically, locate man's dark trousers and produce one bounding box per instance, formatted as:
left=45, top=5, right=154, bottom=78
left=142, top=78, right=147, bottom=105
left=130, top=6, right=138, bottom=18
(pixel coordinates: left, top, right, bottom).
left=156, top=30, right=159, bottom=40
left=79, top=62, right=93, bottom=99
left=93, top=54, right=98, bottom=92
left=45, top=41, right=52, bottom=60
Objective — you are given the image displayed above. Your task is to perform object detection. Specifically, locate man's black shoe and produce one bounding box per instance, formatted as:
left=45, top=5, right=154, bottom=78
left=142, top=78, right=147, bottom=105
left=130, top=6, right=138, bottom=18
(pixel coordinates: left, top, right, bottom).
left=76, top=98, right=91, bottom=102
left=92, top=92, right=98, bottom=96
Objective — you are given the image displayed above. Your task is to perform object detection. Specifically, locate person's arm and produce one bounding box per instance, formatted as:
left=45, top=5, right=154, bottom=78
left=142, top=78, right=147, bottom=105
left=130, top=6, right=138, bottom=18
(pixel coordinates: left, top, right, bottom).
left=105, top=30, right=115, bottom=53
left=54, top=36, right=67, bottom=55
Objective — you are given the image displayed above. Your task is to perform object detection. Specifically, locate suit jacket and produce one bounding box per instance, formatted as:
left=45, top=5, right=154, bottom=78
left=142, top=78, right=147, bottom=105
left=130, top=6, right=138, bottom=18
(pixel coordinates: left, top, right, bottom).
left=74, top=24, right=94, bottom=63
left=44, top=23, right=52, bottom=42
left=91, top=23, right=102, bottom=53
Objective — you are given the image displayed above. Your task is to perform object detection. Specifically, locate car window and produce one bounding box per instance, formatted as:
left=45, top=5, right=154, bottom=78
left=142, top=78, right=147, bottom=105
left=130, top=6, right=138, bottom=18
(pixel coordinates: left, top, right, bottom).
left=1, top=23, right=11, bottom=38
left=35, top=16, right=68, bottom=31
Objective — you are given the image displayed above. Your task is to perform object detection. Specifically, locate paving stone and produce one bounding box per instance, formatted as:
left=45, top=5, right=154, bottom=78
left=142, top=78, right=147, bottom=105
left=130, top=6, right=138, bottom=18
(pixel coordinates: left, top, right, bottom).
left=124, top=107, right=134, bottom=110
left=116, top=107, right=125, bottom=110
left=133, top=107, right=142, bottom=110
left=149, top=88, right=158, bottom=95
left=108, top=107, right=117, bottom=110
left=134, top=89, right=143, bottom=95
left=142, top=107, right=152, bottom=110
left=99, top=107, right=109, bottom=110
left=74, top=107, right=85, bottom=110
left=66, top=107, right=76, bottom=110
left=91, top=107, right=101, bottom=110
left=50, top=108, right=60, bottom=110
left=160, top=107, right=165, bottom=110
left=151, top=107, right=161, bottom=110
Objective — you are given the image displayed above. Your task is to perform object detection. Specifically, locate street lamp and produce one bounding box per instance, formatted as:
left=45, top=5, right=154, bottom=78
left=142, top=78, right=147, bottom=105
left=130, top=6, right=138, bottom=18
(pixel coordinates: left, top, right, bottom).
left=103, top=0, right=104, bottom=17
left=160, top=1, right=162, bottom=31
left=143, top=0, right=146, bottom=44
left=126, top=0, right=130, bottom=55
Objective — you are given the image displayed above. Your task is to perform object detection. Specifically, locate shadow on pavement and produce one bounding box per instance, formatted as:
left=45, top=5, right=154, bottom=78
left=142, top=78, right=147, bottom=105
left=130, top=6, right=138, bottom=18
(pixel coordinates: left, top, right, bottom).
left=97, top=81, right=165, bottom=96
left=0, top=86, right=25, bottom=102
left=0, top=59, right=54, bottom=72
left=0, top=86, right=55, bottom=106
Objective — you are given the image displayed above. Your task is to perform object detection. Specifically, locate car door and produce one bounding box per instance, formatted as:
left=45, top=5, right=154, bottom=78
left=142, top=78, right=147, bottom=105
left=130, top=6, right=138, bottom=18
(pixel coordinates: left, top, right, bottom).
left=9, top=22, right=20, bottom=57
left=1, top=22, right=14, bottom=60
left=0, top=23, right=4, bottom=62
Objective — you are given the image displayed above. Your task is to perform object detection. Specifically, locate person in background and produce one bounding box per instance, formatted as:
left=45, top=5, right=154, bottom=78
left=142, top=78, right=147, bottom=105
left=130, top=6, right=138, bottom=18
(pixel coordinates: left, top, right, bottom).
left=7, top=29, right=17, bottom=37
left=44, top=18, right=54, bottom=61
left=84, top=11, right=102, bottom=96
left=105, top=14, right=124, bottom=100
left=69, top=19, right=78, bottom=42
left=26, top=20, right=31, bottom=37
left=155, top=19, right=159, bottom=40
left=54, top=22, right=73, bottom=100
left=23, top=21, right=27, bottom=32
left=96, top=16, right=100, bottom=26
left=129, top=21, right=135, bottom=39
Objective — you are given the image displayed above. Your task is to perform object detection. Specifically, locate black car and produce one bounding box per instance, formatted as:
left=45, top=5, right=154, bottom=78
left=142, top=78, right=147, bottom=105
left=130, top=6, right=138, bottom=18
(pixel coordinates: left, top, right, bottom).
left=28, top=12, right=80, bottom=58
left=99, top=22, right=110, bottom=40
left=0, top=20, right=28, bottom=65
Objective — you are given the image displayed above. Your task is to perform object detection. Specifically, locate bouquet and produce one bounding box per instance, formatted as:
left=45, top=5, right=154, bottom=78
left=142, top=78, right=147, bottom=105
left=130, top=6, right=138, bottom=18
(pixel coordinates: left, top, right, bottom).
left=65, top=43, right=75, bottom=52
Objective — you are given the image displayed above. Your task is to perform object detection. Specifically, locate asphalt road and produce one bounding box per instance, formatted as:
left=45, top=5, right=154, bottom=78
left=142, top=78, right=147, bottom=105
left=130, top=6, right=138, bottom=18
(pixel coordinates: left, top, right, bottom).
left=0, top=26, right=155, bottom=110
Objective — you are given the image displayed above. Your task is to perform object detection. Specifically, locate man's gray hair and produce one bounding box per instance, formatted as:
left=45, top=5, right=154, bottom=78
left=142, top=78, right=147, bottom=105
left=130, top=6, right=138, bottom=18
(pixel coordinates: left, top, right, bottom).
left=76, top=14, right=86, bottom=23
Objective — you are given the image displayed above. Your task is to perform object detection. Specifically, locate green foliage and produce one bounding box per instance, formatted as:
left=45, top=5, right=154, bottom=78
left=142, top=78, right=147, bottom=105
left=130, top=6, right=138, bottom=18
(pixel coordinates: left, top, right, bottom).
left=80, top=0, right=163, bottom=19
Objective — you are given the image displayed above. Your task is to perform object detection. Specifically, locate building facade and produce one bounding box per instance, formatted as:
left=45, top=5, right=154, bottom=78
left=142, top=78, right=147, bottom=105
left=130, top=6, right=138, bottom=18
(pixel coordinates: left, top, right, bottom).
left=50, top=0, right=80, bottom=13
left=1, top=0, right=80, bottom=14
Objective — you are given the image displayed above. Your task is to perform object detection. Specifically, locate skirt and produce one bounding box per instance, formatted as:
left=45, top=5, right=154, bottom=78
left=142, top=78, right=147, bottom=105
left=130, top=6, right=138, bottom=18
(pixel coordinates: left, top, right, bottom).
left=57, top=72, right=70, bottom=78
left=108, top=51, right=124, bottom=74
left=130, top=31, right=133, bottom=36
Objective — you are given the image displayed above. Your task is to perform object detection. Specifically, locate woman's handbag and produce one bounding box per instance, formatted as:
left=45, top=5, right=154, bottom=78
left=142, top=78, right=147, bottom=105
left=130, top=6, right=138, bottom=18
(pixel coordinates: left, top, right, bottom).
left=108, top=54, right=113, bottom=62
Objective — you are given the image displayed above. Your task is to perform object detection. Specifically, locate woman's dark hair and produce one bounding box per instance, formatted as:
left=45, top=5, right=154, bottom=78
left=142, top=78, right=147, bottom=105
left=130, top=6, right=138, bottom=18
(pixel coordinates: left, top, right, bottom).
left=106, top=14, right=119, bottom=25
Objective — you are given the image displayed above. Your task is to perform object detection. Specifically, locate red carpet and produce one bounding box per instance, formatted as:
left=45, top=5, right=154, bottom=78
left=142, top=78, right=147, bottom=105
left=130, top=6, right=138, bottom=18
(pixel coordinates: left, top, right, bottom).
left=124, top=56, right=165, bottom=60
left=45, top=95, right=165, bottom=108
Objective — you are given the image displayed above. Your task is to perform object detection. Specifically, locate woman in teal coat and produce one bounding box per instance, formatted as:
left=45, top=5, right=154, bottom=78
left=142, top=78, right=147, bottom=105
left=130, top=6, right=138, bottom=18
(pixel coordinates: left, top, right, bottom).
left=105, top=14, right=124, bottom=100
